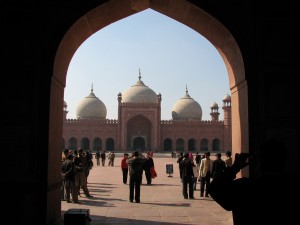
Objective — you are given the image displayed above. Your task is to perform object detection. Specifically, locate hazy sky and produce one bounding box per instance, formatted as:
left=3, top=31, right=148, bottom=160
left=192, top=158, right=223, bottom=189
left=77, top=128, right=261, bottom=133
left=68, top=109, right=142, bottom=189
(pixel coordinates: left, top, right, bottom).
left=64, top=9, right=230, bottom=121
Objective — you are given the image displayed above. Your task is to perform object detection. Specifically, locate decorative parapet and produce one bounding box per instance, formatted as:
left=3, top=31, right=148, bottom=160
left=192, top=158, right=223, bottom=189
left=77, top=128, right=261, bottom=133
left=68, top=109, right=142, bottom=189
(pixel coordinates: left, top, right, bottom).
left=105, top=119, right=118, bottom=124
left=160, top=119, right=224, bottom=126
left=66, top=118, right=118, bottom=124
left=120, top=102, right=160, bottom=106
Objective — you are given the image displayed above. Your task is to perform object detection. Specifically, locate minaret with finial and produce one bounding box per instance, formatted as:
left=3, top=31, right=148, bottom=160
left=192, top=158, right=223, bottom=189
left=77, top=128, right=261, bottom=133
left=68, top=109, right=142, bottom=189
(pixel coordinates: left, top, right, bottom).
left=222, top=93, right=232, bottom=152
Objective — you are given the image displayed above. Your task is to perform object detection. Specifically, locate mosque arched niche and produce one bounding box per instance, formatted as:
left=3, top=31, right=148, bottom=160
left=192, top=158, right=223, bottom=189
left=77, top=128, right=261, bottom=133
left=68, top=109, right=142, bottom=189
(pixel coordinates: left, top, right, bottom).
left=163, top=138, right=172, bottom=151
left=126, top=115, right=152, bottom=150
left=68, top=137, right=77, bottom=150
left=81, top=137, right=90, bottom=150
left=93, top=137, right=102, bottom=151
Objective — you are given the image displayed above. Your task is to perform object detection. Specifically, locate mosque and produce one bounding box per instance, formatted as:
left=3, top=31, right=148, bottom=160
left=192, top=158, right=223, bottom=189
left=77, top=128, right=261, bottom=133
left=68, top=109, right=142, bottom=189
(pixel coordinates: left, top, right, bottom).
left=63, top=71, right=232, bottom=153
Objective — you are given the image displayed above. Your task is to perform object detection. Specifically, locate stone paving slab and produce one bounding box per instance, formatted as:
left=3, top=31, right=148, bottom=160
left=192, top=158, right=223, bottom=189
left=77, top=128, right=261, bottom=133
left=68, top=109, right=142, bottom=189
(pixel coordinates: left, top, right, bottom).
left=61, top=155, right=233, bottom=225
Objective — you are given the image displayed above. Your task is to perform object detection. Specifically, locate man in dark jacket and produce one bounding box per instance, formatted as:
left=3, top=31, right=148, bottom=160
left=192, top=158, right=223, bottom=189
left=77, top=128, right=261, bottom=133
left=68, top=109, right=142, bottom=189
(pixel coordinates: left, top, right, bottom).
left=144, top=151, right=155, bottom=185
left=127, top=151, right=146, bottom=203
left=177, top=152, right=184, bottom=179
left=61, top=153, right=77, bottom=203
left=179, top=152, right=195, bottom=199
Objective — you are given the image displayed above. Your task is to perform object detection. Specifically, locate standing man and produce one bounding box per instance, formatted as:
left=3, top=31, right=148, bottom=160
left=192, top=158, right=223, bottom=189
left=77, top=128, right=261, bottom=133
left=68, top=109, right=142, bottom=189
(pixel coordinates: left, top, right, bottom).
left=110, top=151, right=116, bottom=166
left=100, top=150, right=106, bottom=166
left=61, top=149, right=70, bottom=201
left=61, top=153, right=77, bottom=203
left=224, top=150, right=232, bottom=167
left=211, top=153, right=226, bottom=179
left=195, top=152, right=201, bottom=170
left=95, top=150, right=100, bottom=166
left=74, top=148, right=93, bottom=199
left=121, top=153, right=129, bottom=184
left=177, top=152, right=184, bottom=179
left=127, top=151, right=146, bottom=203
left=198, top=152, right=212, bottom=198
left=179, top=152, right=195, bottom=199
left=144, top=151, right=155, bottom=185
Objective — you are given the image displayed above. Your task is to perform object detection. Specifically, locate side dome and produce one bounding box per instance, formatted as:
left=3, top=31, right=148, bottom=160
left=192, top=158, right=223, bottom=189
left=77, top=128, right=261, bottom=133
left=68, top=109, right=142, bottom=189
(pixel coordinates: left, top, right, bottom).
left=172, top=87, right=202, bottom=121
left=210, top=101, right=218, bottom=109
left=121, top=70, right=158, bottom=103
left=76, top=87, right=107, bottom=120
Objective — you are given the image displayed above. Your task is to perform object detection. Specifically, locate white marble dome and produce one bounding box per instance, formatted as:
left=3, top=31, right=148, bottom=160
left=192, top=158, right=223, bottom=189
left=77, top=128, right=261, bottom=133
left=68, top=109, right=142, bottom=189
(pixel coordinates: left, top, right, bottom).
left=76, top=88, right=107, bottom=120
left=121, top=72, right=158, bottom=103
left=172, top=88, right=202, bottom=121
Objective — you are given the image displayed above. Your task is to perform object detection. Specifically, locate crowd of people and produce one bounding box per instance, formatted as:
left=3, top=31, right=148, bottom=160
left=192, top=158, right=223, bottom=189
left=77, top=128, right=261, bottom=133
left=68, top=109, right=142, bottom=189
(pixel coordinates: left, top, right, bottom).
left=61, top=148, right=233, bottom=204
left=61, top=148, right=94, bottom=203
left=61, top=149, right=157, bottom=204
left=61, top=138, right=297, bottom=225
left=177, top=150, right=232, bottom=199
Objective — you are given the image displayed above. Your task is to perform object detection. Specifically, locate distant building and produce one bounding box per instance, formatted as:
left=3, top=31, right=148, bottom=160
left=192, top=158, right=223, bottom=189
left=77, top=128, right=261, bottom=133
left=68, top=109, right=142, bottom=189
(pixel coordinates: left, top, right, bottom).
left=63, top=70, right=231, bottom=153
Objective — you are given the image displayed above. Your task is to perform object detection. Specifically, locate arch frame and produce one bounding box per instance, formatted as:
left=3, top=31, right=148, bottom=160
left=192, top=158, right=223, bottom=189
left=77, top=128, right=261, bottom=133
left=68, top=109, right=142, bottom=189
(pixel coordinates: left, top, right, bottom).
left=49, top=1, right=249, bottom=221
left=53, top=0, right=248, bottom=160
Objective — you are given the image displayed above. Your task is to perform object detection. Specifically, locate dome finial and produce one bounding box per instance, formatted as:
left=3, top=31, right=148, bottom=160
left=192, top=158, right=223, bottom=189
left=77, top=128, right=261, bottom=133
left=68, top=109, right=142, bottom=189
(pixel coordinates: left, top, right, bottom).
left=91, top=83, right=94, bottom=92
left=138, top=68, right=141, bottom=80
left=186, top=84, right=188, bottom=94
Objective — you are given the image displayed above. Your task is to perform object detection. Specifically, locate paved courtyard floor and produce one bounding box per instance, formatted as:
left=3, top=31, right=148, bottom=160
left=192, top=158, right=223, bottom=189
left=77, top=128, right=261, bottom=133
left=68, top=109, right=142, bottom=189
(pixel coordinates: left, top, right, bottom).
left=61, top=154, right=233, bottom=225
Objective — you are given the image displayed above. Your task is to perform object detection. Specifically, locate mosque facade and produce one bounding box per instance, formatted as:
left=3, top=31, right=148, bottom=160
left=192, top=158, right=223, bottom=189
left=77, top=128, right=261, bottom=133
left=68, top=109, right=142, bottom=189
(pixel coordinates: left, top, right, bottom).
left=63, top=72, right=232, bottom=153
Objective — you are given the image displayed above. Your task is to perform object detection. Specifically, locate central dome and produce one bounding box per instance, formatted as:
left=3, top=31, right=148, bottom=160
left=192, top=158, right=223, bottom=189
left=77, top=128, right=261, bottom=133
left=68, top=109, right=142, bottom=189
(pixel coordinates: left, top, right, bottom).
left=121, top=71, right=158, bottom=103
left=172, top=87, right=202, bottom=121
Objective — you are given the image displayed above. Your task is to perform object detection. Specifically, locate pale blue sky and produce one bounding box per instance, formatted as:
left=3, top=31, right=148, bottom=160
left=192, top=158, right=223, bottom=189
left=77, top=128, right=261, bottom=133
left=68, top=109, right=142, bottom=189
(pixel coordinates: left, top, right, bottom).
left=64, top=9, right=230, bottom=121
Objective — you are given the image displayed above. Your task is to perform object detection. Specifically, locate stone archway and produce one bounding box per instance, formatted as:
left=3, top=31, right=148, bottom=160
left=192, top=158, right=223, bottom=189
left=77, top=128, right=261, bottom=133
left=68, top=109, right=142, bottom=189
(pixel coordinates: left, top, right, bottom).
left=50, top=0, right=248, bottom=221
left=53, top=0, right=248, bottom=162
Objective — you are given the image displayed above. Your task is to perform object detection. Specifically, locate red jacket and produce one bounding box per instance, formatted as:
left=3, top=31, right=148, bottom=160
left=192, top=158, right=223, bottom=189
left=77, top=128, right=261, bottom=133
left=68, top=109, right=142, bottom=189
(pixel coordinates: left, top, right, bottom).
left=121, top=157, right=128, bottom=169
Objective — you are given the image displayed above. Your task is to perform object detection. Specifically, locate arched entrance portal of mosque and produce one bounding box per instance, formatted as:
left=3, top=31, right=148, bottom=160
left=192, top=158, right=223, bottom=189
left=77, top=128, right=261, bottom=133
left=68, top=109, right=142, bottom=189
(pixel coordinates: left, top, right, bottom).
left=127, top=115, right=151, bottom=151
left=52, top=0, right=248, bottom=223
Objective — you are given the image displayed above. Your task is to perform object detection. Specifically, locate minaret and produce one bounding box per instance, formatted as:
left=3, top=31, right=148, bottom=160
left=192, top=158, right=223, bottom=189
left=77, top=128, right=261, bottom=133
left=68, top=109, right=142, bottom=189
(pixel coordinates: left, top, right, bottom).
left=222, top=93, right=231, bottom=126
left=117, top=92, right=122, bottom=151
left=222, top=93, right=232, bottom=152
left=210, top=101, right=220, bottom=121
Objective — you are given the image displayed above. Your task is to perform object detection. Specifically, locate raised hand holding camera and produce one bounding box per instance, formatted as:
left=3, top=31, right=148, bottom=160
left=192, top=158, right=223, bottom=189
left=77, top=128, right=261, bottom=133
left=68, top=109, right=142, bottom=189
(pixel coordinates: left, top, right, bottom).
left=234, top=153, right=250, bottom=170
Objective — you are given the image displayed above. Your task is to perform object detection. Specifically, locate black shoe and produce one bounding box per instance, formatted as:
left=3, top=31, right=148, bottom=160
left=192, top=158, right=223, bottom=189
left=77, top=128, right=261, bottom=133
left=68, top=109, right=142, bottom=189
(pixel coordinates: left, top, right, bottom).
left=135, top=200, right=140, bottom=203
left=86, top=195, right=93, bottom=198
left=189, top=197, right=195, bottom=199
left=200, top=195, right=204, bottom=197
left=184, top=196, right=188, bottom=199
